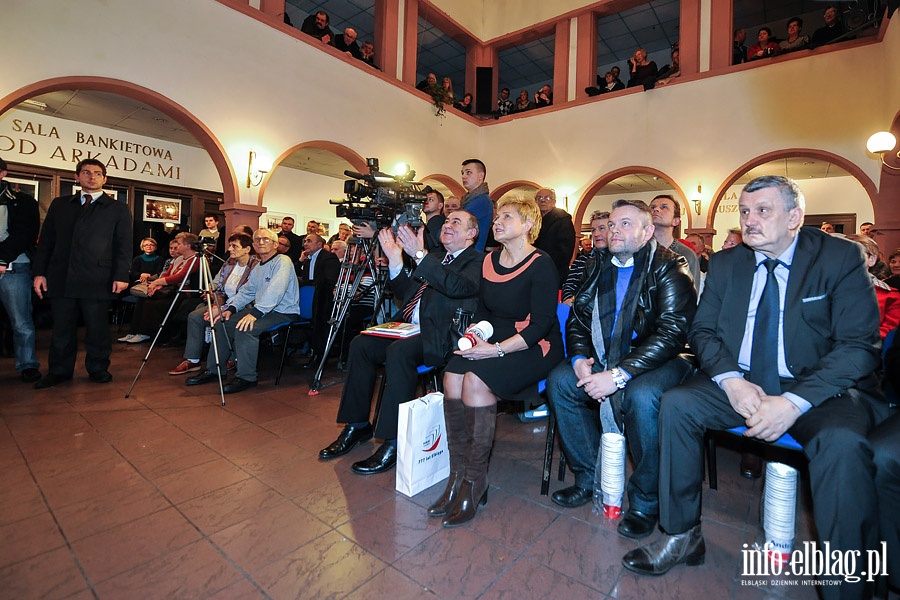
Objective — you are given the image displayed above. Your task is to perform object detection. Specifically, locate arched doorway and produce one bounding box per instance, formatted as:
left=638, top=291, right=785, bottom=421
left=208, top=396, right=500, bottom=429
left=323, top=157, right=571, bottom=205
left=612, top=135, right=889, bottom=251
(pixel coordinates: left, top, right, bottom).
left=709, top=150, right=877, bottom=249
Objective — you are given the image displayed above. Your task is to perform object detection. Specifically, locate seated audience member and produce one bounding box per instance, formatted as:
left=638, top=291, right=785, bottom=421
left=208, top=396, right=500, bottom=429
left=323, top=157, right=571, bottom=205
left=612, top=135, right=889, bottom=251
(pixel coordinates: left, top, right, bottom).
left=627, top=48, right=658, bottom=89
left=623, top=176, right=887, bottom=600
left=119, top=232, right=202, bottom=344
left=169, top=232, right=259, bottom=375
left=548, top=199, right=696, bottom=538
left=327, top=223, right=351, bottom=246
left=870, top=407, right=900, bottom=593
left=733, top=28, right=747, bottom=65
left=443, top=195, right=461, bottom=216
left=332, top=27, right=361, bottom=59
left=847, top=234, right=900, bottom=338
left=300, top=10, right=333, bottom=44
left=496, top=88, right=514, bottom=116
left=655, top=47, right=680, bottom=85
left=199, top=214, right=224, bottom=244
left=598, top=71, right=626, bottom=94
left=186, top=228, right=300, bottom=394
left=649, top=195, right=700, bottom=291
left=578, top=236, right=592, bottom=255
left=297, top=233, right=340, bottom=367
left=562, top=210, right=608, bottom=304
left=422, top=187, right=446, bottom=252
left=318, top=212, right=482, bottom=476
left=359, top=40, right=378, bottom=69
left=611, top=66, right=624, bottom=87
left=279, top=217, right=303, bottom=262
left=747, top=27, right=779, bottom=60
left=276, top=235, right=291, bottom=257
left=684, top=233, right=709, bottom=274
left=819, top=221, right=835, bottom=233
left=416, top=72, right=438, bottom=92
left=454, top=93, right=473, bottom=114
left=779, top=17, right=810, bottom=52
left=128, top=238, right=165, bottom=291
left=811, top=5, right=846, bottom=47
left=533, top=85, right=553, bottom=108
left=721, top=227, right=742, bottom=250
left=440, top=198, right=563, bottom=526
left=860, top=221, right=875, bottom=238
left=514, top=89, right=534, bottom=112
left=330, top=240, right=348, bottom=261
left=533, top=188, right=576, bottom=289
left=886, top=248, right=900, bottom=289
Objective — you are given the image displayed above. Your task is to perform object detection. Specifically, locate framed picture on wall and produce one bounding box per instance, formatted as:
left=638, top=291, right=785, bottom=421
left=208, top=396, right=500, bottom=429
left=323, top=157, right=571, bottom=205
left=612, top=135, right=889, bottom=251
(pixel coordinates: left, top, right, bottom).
left=143, top=195, right=181, bottom=223
left=265, top=212, right=296, bottom=231
left=5, top=177, right=38, bottom=200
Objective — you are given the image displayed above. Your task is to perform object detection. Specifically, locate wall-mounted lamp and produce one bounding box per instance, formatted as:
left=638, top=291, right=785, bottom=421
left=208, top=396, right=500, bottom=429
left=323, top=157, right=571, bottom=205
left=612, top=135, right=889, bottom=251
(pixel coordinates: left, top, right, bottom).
left=246, top=151, right=269, bottom=187
left=866, top=131, right=900, bottom=171
left=691, top=184, right=703, bottom=215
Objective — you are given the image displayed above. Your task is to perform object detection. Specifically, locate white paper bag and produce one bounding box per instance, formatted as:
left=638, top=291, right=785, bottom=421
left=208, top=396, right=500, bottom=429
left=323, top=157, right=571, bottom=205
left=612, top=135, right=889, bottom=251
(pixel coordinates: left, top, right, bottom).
left=395, top=392, right=450, bottom=497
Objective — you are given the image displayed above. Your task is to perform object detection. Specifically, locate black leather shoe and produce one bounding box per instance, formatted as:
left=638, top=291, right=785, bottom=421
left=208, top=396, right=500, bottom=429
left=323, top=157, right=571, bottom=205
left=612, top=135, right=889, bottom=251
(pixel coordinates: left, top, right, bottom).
left=223, top=377, right=257, bottom=394
left=89, top=370, right=113, bottom=383
left=186, top=370, right=219, bottom=386
left=34, top=373, right=72, bottom=389
left=551, top=485, right=593, bottom=508
left=740, top=453, right=763, bottom=479
left=622, top=524, right=705, bottom=576
left=21, top=368, right=42, bottom=383
left=617, top=509, right=659, bottom=539
left=318, top=423, right=373, bottom=460
left=351, top=442, right=397, bottom=475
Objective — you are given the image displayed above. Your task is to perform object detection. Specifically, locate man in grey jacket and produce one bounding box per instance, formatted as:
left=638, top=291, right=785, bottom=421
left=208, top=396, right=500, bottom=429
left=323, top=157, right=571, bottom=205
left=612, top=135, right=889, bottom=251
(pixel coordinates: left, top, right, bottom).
left=186, top=228, right=300, bottom=393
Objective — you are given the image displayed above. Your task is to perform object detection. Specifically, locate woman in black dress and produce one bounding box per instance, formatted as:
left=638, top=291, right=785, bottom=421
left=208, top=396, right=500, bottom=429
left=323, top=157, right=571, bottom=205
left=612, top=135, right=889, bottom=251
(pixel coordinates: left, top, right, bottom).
left=431, top=197, right=564, bottom=527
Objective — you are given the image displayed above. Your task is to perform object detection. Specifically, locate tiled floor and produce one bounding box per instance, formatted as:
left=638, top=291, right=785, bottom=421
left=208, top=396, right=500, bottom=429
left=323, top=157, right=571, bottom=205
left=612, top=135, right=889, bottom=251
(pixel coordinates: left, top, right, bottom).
left=0, top=327, right=892, bottom=599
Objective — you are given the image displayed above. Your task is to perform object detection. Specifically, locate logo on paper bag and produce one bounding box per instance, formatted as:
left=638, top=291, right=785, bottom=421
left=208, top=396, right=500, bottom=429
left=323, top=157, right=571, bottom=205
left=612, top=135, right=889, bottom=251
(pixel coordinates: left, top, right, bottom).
left=422, top=426, right=442, bottom=452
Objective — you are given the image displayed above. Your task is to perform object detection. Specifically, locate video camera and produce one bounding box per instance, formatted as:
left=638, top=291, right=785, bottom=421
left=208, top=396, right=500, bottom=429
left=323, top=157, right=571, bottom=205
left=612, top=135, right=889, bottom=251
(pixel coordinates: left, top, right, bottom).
left=330, top=157, right=428, bottom=231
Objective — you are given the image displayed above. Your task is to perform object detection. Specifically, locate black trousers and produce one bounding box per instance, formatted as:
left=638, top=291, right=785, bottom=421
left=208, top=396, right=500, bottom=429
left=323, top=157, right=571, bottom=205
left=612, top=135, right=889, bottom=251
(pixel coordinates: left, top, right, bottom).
left=335, top=333, right=424, bottom=440
left=659, top=374, right=882, bottom=600
left=870, top=410, right=900, bottom=588
left=48, top=297, right=112, bottom=377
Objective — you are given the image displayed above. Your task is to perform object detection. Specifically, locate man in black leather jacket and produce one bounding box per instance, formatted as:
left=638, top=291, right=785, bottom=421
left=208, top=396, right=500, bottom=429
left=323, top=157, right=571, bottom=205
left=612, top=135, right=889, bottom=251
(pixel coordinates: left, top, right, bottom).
left=546, top=199, right=696, bottom=540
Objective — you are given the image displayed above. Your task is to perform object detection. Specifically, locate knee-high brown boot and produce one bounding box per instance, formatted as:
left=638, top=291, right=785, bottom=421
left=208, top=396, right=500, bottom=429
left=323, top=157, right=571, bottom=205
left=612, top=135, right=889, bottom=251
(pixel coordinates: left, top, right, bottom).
left=427, top=397, right=467, bottom=517
left=442, top=403, right=496, bottom=527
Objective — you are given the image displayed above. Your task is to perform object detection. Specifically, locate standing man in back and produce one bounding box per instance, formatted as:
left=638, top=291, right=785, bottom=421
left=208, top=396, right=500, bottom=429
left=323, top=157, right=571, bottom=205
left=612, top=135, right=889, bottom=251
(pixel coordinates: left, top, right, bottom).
left=33, top=158, right=132, bottom=388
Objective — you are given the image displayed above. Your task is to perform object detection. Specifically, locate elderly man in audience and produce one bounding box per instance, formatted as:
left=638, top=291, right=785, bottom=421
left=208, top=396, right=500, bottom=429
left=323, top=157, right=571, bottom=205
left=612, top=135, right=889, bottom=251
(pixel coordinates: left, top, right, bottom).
left=623, top=176, right=887, bottom=600
left=319, top=211, right=482, bottom=475
left=811, top=5, right=846, bottom=47
left=721, top=227, right=742, bottom=250
left=332, top=27, right=361, bottom=59
left=649, top=195, right=699, bottom=290
left=547, top=199, right=697, bottom=541
left=443, top=196, right=461, bottom=216
left=779, top=17, right=810, bottom=52
left=186, top=228, right=300, bottom=394
left=533, top=85, right=553, bottom=108
left=416, top=72, right=437, bottom=92
left=300, top=10, right=333, bottom=44
left=360, top=40, right=378, bottom=69
left=562, top=210, right=608, bottom=304
left=533, top=188, right=576, bottom=289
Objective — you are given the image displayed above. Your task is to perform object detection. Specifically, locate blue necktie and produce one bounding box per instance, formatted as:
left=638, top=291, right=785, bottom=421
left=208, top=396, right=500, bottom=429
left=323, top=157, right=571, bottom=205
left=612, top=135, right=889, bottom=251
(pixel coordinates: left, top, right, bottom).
left=749, top=259, right=781, bottom=395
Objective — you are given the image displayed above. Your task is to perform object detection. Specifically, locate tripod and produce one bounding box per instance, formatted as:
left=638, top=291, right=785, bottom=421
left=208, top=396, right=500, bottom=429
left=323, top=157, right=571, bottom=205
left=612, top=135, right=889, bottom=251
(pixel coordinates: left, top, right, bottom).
left=308, top=236, right=392, bottom=393
left=125, top=249, right=232, bottom=406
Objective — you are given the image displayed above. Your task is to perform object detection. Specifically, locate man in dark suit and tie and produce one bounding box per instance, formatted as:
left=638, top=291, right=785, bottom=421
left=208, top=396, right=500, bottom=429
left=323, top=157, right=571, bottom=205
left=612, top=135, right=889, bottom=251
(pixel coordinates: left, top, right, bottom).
left=297, top=233, right=340, bottom=366
left=32, top=158, right=133, bottom=388
left=623, top=176, right=887, bottom=600
left=318, top=210, right=482, bottom=475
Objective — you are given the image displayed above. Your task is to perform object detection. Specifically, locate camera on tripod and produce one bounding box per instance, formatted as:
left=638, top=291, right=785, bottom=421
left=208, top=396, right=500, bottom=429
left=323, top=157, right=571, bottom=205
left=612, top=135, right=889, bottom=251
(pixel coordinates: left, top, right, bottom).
left=330, top=157, right=428, bottom=231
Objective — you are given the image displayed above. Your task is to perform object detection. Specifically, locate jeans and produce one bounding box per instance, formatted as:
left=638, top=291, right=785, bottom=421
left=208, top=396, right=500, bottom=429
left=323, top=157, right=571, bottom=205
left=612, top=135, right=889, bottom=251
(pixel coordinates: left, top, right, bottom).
left=0, top=263, right=39, bottom=372
left=206, top=308, right=296, bottom=382
left=547, top=356, right=693, bottom=515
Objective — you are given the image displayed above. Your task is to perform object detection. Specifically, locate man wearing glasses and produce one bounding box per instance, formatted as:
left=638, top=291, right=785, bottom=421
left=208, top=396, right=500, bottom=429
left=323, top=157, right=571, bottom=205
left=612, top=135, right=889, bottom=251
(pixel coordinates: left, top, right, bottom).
left=186, top=228, right=300, bottom=393
left=533, top=188, right=576, bottom=289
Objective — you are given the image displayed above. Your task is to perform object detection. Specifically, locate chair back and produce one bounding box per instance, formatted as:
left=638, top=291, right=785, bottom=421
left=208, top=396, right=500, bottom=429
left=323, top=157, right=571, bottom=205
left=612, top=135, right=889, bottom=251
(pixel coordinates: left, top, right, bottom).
left=556, top=302, right=571, bottom=356
left=298, top=285, right=315, bottom=320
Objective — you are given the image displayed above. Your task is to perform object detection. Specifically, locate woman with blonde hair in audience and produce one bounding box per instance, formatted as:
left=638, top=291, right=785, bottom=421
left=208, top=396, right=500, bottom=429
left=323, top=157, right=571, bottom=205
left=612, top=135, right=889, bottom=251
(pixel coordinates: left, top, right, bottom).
left=431, top=197, right=563, bottom=527
left=441, top=76, right=456, bottom=104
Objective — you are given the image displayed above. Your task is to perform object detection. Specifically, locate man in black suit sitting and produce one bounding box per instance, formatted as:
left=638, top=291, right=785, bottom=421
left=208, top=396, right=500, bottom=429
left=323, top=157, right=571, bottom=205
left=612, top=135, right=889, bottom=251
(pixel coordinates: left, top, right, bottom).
left=319, top=210, right=482, bottom=475
left=297, top=233, right=340, bottom=367
left=622, top=176, right=888, bottom=600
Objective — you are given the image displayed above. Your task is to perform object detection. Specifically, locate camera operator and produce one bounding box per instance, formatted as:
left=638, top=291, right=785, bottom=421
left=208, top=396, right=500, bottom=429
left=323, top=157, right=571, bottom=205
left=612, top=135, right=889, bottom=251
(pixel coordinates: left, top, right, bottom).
left=319, top=211, right=483, bottom=475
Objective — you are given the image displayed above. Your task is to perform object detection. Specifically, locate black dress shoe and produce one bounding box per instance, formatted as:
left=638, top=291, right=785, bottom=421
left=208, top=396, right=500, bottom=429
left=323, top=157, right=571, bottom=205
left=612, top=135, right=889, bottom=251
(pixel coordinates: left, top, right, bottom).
left=351, top=442, right=397, bottom=475
left=622, top=524, right=705, bottom=576
left=223, top=377, right=257, bottom=394
left=617, top=509, right=658, bottom=539
left=551, top=485, right=593, bottom=508
left=740, top=453, right=763, bottom=479
left=318, top=423, right=373, bottom=460
left=186, top=370, right=220, bottom=386
left=34, top=373, right=72, bottom=389
left=21, top=368, right=42, bottom=383
left=89, top=370, right=113, bottom=383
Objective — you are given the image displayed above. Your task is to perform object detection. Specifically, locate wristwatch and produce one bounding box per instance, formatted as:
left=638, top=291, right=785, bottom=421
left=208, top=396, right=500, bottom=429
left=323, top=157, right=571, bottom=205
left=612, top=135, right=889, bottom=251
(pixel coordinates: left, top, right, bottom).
left=414, top=249, right=426, bottom=261
left=610, top=367, right=629, bottom=389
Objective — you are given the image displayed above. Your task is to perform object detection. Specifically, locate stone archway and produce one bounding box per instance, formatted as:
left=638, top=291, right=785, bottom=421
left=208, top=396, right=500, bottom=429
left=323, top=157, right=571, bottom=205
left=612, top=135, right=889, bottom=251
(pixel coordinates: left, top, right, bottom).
left=574, top=167, right=691, bottom=230
left=490, top=180, right=541, bottom=202
left=0, top=76, right=238, bottom=204
left=420, top=173, right=465, bottom=197
left=261, top=141, right=368, bottom=205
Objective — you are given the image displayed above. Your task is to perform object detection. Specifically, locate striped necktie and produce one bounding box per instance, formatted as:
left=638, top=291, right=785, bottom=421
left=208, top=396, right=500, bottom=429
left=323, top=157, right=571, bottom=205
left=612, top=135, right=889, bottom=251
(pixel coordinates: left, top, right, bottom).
left=401, top=252, right=454, bottom=322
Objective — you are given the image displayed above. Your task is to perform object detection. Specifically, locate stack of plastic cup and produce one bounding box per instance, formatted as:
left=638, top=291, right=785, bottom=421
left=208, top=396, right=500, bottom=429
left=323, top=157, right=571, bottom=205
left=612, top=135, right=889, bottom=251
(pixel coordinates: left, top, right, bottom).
left=600, top=432, right=626, bottom=518
left=763, top=461, right=798, bottom=567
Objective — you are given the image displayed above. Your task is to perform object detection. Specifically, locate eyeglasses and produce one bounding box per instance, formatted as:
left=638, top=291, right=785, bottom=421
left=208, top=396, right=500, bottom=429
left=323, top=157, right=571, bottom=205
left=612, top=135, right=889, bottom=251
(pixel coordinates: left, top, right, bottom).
left=535, top=195, right=553, bottom=201
left=252, top=238, right=274, bottom=244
